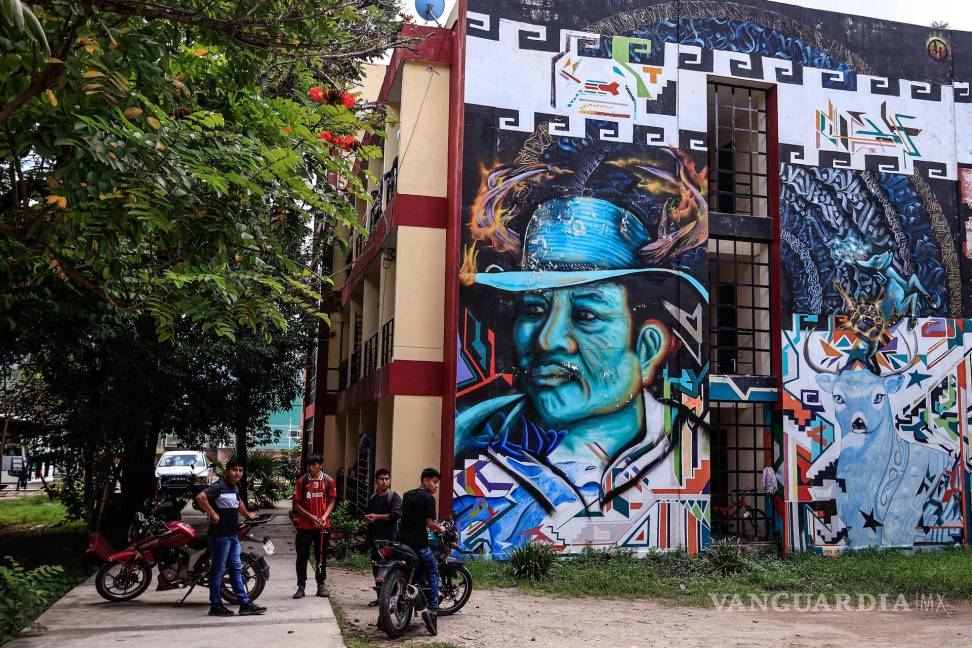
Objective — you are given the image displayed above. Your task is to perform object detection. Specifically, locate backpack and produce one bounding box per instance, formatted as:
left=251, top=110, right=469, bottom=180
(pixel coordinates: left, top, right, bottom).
left=289, top=472, right=334, bottom=528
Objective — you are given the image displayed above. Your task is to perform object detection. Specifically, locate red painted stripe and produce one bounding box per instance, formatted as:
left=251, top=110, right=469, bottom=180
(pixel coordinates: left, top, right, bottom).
left=378, top=25, right=454, bottom=105
left=330, top=360, right=444, bottom=414
left=439, top=2, right=466, bottom=518
left=767, top=85, right=790, bottom=554
left=339, top=193, right=448, bottom=305
left=659, top=502, right=668, bottom=550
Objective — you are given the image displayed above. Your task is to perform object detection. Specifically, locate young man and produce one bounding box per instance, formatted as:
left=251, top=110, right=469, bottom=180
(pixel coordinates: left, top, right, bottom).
left=292, top=454, right=336, bottom=599
left=364, top=468, right=401, bottom=606
left=399, top=467, right=444, bottom=635
left=195, top=460, right=266, bottom=617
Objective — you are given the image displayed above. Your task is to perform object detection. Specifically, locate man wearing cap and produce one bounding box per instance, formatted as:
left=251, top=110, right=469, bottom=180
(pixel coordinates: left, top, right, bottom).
left=454, top=192, right=706, bottom=556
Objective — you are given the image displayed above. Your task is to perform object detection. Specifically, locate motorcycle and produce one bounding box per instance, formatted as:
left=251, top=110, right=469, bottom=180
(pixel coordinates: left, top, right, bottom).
left=94, top=487, right=275, bottom=605
left=374, top=519, right=473, bottom=638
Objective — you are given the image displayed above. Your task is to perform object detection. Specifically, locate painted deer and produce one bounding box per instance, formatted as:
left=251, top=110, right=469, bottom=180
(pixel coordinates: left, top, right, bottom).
left=804, top=333, right=949, bottom=547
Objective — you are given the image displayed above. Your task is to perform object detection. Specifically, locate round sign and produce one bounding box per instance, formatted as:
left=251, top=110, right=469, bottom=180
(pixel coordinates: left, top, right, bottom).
left=415, top=0, right=445, bottom=21
left=927, top=35, right=950, bottom=62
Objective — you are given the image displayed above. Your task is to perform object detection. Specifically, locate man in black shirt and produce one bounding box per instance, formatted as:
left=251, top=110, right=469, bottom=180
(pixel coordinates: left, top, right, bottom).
left=365, top=468, right=401, bottom=606
left=399, top=467, right=443, bottom=635
left=195, top=460, right=267, bottom=618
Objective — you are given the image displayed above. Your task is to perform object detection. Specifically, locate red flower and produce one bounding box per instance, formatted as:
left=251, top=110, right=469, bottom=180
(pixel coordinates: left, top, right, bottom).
left=318, top=130, right=334, bottom=142
left=341, top=91, right=356, bottom=110
left=283, top=126, right=292, bottom=135
left=399, top=12, right=414, bottom=22
left=309, top=86, right=325, bottom=103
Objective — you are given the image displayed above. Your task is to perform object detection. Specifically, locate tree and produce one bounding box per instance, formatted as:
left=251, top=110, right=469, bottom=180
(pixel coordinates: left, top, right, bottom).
left=3, top=298, right=314, bottom=539
left=0, top=0, right=405, bottom=338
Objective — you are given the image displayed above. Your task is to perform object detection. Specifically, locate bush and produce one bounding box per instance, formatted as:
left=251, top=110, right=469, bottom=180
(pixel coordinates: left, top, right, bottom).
left=508, top=541, right=556, bottom=581
left=328, top=500, right=367, bottom=560
left=700, top=538, right=748, bottom=577
left=0, top=558, right=65, bottom=642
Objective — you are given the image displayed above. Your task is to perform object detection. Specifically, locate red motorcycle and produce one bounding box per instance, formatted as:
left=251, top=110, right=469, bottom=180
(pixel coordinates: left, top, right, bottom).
left=94, top=490, right=275, bottom=605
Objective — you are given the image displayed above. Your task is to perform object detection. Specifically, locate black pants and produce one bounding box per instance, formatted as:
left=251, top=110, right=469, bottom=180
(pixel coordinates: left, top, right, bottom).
left=295, top=528, right=328, bottom=586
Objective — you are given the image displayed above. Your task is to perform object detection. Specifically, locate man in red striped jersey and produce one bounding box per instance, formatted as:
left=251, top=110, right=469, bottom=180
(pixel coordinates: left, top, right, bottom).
left=292, top=454, right=336, bottom=598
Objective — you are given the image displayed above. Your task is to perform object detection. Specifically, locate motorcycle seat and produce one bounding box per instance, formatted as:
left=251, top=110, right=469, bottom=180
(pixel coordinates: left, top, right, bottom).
left=187, top=535, right=208, bottom=551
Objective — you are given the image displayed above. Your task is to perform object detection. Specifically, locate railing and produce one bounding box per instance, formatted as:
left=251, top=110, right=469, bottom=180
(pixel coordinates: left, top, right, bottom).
left=353, top=232, right=366, bottom=260
left=363, top=333, right=378, bottom=377
left=350, top=349, right=361, bottom=386
left=380, top=318, right=394, bottom=366
left=368, top=199, right=383, bottom=232
left=382, top=157, right=398, bottom=206
left=338, top=360, right=349, bottom=391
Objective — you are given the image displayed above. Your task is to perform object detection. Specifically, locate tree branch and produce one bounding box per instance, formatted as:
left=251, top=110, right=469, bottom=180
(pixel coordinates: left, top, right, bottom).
left=0, top=17, right=82, bottom=124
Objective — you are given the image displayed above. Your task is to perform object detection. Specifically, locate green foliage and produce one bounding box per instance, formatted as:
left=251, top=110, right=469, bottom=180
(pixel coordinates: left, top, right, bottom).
left=332, top=549, right=372, bottom=573
left=0, top=0, right=404, bottom=338
left=699, top=538, right=747, bottom=577
left=0, top=494, right=79, bottom=530
left=0, top=558, right=64, bottom=642
left=467, top=545, right=972, bottom=605
left=508, top=541, right=556, bottom=582
left=221, top=449, right=288, bottom=507
left=329, top=499, right=366, bottom=538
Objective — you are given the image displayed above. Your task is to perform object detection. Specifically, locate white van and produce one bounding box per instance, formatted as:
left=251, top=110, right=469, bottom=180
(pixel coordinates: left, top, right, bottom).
left=1, top=444, right=28, bottom=489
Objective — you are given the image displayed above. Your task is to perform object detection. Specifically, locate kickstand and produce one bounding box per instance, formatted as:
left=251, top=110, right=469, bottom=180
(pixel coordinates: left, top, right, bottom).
left=176, top=578, right=201, bottom=607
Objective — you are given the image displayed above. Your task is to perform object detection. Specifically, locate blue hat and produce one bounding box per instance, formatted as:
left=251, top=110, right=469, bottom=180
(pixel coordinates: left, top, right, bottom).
left=470, top=196, right=706, bottom=298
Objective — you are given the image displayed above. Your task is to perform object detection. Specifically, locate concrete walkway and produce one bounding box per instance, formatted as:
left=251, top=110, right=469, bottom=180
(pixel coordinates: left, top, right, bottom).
left=8, top=508, right=345, bottom=647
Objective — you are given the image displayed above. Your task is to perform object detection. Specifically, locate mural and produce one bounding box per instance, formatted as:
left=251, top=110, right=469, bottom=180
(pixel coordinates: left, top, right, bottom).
left=782, top=316, right=967, bottom=550
left=780, top=164, right=963, bottom=322
left=456, top=0, right=972, bottom=555
left=453, top=127, right=709, bottom=557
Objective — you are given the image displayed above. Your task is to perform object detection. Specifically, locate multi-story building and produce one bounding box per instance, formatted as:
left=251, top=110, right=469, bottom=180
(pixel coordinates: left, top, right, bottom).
left=305, top=0, right=972, bottom=557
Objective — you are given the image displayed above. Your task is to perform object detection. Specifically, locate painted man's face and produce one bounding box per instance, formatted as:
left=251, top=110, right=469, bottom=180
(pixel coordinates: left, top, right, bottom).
left=514, top=282, right=650, bottom=427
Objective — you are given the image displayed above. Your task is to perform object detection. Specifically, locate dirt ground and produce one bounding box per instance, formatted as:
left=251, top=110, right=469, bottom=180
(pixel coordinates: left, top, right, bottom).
left=329, top=567, right=972, bottom=648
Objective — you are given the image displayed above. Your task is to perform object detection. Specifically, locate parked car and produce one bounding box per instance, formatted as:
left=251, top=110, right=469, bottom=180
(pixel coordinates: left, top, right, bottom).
left=154, top=450, right=213, bottom=493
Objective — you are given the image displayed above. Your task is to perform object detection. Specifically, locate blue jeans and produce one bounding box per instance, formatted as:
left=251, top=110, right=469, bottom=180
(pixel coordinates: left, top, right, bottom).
left=208, top=535, right=251, bottom=606
left=417, top=547, right=439, bottom=610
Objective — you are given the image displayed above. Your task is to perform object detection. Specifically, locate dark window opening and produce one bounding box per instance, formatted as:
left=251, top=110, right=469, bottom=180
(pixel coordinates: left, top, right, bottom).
left=710, top=401, right=776, bottom=543
left=709, top=238, right=772, bottom=376
left=707, top=82, right=768, bottom=217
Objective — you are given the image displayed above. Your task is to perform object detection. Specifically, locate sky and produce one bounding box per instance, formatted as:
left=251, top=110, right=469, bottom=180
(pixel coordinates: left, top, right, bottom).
left=402, top=0, right=972, bottom=31
left=790, top=0, right=972, bottom=31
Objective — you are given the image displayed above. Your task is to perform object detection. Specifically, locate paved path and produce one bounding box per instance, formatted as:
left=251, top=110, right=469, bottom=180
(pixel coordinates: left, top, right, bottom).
left=8, top=508, right=344, bottom=647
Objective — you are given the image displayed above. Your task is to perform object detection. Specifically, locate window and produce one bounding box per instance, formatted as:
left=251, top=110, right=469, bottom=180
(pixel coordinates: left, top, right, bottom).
left=707, top=82, right=768, bottom=217
left=708, top=238, right=772, bottom=375
left=710, top=401, right=776, bottom=543
left=707, top=80, right=774, bottom=377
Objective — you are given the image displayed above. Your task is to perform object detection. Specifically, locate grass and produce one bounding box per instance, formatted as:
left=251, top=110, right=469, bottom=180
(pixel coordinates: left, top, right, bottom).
left=0, top=495, right=84, bottom=533
left=335, top=543, right=972, bottom=607
left=0, top=494, right=95, bottom=645
left=331, top=600, right=460, bottom=648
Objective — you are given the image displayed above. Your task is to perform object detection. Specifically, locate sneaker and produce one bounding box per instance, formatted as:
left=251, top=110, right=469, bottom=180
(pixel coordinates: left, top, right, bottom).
left=293, top=586, right=305, bottom=599
left=208, top=603, right=234, bottom=617
left=238, top=602, right=267, bottom=616
left=421, top=608, right=437, bottom=636
left=316, top=583, right=329, bottom=597
left=367, top=599, right=380, bottom=608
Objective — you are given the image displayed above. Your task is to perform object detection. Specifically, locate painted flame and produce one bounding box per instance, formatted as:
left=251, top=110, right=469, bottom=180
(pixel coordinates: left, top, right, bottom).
left=459, top=243, right=480, bottom=287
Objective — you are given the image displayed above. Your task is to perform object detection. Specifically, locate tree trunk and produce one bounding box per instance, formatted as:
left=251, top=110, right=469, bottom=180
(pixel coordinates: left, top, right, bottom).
left=235, top=421, right=249, bottom=507
left=113, top=423, right=160, bottom=546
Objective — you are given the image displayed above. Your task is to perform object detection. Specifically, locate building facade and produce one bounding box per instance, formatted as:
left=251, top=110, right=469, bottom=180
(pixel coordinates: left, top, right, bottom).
left=308, top=0, right=972, bottom=557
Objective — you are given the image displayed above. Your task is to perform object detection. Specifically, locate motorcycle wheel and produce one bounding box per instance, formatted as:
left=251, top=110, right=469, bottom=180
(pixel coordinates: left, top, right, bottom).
left=220, top=553, right=266, bottom=604
left=95, top=561, right=152, bottom=602
left=436, top=565, right=472, bottom=616
left=378, top=568, right=413, bottom=638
